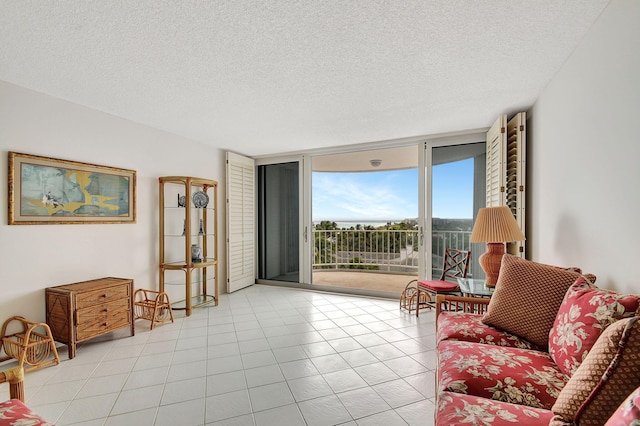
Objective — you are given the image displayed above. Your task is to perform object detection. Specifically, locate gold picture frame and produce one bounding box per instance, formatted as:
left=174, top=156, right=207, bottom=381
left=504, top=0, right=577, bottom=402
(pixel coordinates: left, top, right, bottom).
left=8, top=152, right=136, bottom=224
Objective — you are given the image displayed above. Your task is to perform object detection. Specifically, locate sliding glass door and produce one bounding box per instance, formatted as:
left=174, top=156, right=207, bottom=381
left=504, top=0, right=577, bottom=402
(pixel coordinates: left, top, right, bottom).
left=257, top=161, right=301, bottom=282
left=422, top=138, right=487, bottom=280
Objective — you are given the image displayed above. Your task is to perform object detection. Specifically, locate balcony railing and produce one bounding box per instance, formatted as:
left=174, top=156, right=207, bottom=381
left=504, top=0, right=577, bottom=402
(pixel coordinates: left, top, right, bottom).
left=313, top=228, right=473, bottom=278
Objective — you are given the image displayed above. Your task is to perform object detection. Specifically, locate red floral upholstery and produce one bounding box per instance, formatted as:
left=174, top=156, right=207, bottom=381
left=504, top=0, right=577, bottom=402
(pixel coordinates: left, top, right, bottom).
left=438, top=340, right=569, bottom=409
left=0, top=399, right=52, bottom=425
left=436, top=391, right=554, bottom=426
left=437, top=311, right=543, bottom=350
left=605, top=386, right=640, bottom=425
left=549, top=277, right=640, bottom=376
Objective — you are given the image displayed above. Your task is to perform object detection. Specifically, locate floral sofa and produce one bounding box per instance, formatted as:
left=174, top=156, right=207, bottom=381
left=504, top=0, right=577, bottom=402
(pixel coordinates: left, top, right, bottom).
left=434, top=254, right=640, bottom=425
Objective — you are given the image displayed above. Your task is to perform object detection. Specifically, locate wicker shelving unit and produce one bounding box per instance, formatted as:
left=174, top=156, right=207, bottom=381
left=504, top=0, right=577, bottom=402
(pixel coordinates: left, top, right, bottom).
left=159, top=176, right=218, bottom=316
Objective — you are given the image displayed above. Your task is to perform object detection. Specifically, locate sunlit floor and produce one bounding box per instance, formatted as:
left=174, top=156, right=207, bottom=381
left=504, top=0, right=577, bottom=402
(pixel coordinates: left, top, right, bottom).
left=1, top=284, right=436, bottom=425
left=312, top=271, right=414, bottom=294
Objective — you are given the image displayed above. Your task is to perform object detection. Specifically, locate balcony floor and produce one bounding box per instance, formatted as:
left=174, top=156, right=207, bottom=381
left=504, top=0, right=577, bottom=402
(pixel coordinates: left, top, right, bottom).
left=312, top=270, right=414, bottom=294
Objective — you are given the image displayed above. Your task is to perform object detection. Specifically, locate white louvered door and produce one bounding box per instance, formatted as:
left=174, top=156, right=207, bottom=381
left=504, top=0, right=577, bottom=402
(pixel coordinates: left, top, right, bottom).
left=506, top=112, right=526, bottom=257
left=486, top=114, right=507, bottom=208
left=226, top=152, right=256, bottom=292
left=485, top=113, right=526, bottom=257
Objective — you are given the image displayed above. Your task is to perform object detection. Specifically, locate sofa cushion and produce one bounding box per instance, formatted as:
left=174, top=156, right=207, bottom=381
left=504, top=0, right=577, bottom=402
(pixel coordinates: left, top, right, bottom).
left=436, top=391, right=554, bottom=426
left=0, top=399, right=53, bottom=425
left=549, top=277, right=640, bottom=376
left=482, top=254, right=595, bottom=348
left=438, top=340, right=569, bottom=410
left=604, top=385, right=640, bottom=425
left=437, top=311, right=543, bottom=350
left=551, top=316, right=640, bottom=426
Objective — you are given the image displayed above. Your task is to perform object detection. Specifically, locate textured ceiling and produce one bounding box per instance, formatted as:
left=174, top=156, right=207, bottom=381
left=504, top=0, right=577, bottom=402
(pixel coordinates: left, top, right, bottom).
left=0, top=1, right=610, bottom=157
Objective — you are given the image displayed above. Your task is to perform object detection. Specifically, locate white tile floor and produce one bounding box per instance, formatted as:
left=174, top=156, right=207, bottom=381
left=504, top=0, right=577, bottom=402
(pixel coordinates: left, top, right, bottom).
left=1, top=284, right=437, bottom=425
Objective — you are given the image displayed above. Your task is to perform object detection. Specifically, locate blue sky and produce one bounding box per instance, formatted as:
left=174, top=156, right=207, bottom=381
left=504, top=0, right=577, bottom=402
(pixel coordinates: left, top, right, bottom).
left=312, top=158, right=473, bottom=221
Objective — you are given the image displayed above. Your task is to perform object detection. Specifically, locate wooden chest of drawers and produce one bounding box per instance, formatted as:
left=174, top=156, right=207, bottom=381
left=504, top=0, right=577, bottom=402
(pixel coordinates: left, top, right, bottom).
left=46, top=277, right=135, bottom=359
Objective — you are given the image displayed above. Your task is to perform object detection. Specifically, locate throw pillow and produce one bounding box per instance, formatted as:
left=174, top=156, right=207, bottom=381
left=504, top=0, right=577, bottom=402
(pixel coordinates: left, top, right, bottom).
left=481, top=254, right=595, bottom=348
left=549, top=277, right=640, bottom=376
left=604, top=385, right=640, bottom=425
left=551, top=316, right=640, bottom=426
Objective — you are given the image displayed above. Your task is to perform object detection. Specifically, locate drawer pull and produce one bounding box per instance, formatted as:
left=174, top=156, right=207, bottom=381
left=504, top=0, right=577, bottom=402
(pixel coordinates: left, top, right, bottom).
left=102, top=308, right=108, bottom=313
left=101, top=293, right=108, bottom=298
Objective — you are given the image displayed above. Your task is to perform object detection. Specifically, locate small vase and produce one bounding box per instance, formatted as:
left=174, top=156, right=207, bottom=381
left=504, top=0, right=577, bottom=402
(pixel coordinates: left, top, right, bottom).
left=191, top=244, right=202, bottom=262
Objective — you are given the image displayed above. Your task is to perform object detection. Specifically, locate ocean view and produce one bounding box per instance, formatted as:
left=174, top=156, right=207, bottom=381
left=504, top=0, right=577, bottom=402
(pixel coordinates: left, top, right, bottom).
left=313, top=220, right=402, bottom=229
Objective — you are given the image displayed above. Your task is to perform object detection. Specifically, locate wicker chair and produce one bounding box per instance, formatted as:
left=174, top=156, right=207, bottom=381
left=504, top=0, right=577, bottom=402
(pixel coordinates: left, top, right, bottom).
left=400, top=248, right=471, bottom=316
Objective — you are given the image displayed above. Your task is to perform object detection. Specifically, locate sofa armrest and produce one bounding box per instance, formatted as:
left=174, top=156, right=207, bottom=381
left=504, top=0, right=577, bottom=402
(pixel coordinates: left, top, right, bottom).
left=0, top=366, right=25, bottom=402
left=436, top=295, right=491, bottom=320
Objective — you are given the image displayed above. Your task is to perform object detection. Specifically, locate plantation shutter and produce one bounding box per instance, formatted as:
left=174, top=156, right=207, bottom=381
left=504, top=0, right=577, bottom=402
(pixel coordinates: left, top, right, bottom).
left=506, top=112, right=526, bottom=256
left=486, top=115, right=507, bottom=208
left=226, top=152, right=255, bottom=292
left=486, top=112, right=527, bottom=257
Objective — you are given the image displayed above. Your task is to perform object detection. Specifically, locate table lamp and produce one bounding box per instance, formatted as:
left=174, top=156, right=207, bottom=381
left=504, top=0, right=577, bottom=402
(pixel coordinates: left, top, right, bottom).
left=470, top=206, right=525, bottom=287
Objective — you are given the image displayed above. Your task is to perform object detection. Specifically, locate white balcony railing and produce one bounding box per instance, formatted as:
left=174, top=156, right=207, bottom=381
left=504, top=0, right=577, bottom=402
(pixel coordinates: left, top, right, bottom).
left=313, top=228, right=473, bottom=278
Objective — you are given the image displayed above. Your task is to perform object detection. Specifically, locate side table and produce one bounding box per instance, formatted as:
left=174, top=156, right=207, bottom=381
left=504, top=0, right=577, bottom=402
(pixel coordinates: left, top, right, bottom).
left=457, top=278, right=495, bottom=299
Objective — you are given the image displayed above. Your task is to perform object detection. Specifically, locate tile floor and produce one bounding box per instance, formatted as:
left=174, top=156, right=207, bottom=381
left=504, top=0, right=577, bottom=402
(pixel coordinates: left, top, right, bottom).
left=1, top=284, right=437, bottom=425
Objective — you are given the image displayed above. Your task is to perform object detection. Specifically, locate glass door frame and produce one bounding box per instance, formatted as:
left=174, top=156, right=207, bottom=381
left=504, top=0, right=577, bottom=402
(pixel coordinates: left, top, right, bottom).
left=254, top=129, right=486, bottom=292
left=420, top=131, right=487, bottom=279
left=255, top=154, right=310, bottom=286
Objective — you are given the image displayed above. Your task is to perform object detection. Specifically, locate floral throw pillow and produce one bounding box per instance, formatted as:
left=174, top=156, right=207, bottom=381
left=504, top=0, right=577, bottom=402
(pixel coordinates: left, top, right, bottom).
left=551, top=316, right=640, bottom=425
left=481, top=254, right=594, bottom=348
left=605, top=386, right=640, bottom=425
left=548, top=277, right=640, bottom=377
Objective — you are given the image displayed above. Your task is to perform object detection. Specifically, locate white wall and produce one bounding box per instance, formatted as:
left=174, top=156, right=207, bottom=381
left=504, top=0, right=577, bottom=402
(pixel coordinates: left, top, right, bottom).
left=528, top=0, right=640, bottom=293
left=0, top=81, right=227, bottom=322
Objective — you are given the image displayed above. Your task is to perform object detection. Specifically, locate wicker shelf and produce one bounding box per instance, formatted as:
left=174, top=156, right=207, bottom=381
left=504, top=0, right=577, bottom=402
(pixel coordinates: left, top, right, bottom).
left=159, top=176, right=219, bottom=316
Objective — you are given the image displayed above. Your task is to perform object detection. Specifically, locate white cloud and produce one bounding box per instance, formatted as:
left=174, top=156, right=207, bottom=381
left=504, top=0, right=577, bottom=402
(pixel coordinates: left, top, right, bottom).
left=312, top=172, right=417, bottom=221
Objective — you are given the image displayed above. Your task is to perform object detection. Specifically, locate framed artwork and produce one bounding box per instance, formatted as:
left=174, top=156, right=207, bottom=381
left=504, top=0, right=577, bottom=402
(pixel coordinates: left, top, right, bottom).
left=8, top=152, right=136, bottom=224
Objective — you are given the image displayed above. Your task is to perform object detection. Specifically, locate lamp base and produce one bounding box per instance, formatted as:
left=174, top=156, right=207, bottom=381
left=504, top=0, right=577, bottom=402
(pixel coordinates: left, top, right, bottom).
left=479, top=242, right=505, bottom=287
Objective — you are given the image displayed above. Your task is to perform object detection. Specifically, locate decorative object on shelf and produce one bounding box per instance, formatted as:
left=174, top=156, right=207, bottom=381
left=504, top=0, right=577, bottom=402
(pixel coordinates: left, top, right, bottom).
left=8, top=151, right=136, bottom=224
left=177, top=194, right=186, bottom=207
left=191, top=244, right=202, bottom=262
left=192, top=190, right=209, bottom=208
left=199, top=219, right=205, bottom=235
left=470, top=206, right=526, bottom=287
left=182, top=220, right=186, bottom=236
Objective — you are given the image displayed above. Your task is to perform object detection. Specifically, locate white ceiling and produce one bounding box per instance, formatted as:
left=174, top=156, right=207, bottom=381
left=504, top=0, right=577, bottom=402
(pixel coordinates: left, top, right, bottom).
left=0, top=1, right=610, bottom=157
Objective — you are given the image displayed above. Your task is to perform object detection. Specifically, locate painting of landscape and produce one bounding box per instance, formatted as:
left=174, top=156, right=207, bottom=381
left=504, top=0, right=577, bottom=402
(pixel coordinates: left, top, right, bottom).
left=8, top=152, right=136, bottom=224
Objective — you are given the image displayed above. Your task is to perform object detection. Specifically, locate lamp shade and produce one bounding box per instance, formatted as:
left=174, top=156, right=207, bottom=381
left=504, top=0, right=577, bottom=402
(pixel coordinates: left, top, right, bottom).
left=470, top=206, right=525, bottom=243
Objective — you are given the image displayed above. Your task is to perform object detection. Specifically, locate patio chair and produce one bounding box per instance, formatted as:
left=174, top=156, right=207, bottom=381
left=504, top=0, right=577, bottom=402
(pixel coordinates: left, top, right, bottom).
left=400, top=248, right=471, bottom=316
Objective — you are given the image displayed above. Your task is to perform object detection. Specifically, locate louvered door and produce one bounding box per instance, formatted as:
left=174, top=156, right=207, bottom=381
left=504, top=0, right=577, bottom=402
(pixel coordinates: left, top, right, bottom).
left=226, top=152, right=256, bottom=292
left=486, top=113, right=526, bottom=257
left=486, top=115, right=507, bottom=208
left=506, top=112, right=526, bottom=256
